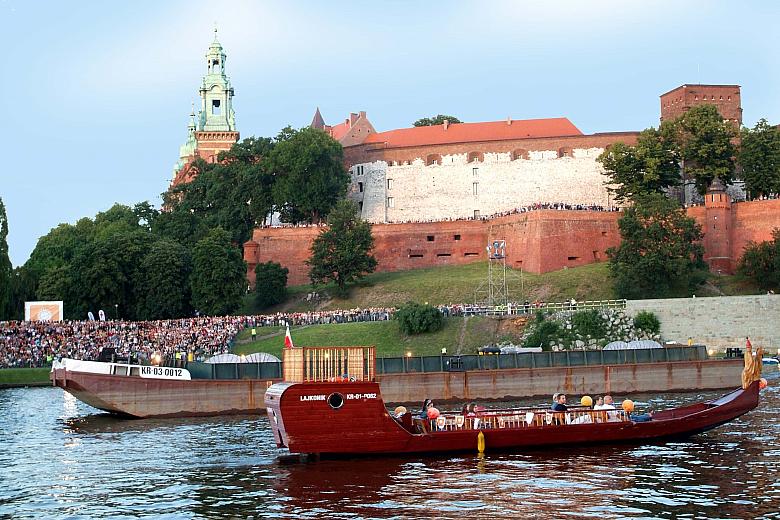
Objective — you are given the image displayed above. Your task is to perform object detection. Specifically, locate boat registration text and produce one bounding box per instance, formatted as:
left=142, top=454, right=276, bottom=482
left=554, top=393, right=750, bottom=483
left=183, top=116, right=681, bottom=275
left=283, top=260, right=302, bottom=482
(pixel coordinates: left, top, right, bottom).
left=139, top=366, right=188, bottom=380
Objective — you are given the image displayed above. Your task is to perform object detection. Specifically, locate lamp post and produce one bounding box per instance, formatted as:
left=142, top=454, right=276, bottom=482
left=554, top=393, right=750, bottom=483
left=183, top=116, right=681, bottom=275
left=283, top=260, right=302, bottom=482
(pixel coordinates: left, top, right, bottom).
left=114, top=304, right=119, bottom=320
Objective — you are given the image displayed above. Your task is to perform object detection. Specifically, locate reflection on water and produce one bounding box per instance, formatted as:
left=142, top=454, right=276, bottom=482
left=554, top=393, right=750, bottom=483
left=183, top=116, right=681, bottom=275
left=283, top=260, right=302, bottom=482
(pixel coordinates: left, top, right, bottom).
left=0, top=381, right=778, bottom=519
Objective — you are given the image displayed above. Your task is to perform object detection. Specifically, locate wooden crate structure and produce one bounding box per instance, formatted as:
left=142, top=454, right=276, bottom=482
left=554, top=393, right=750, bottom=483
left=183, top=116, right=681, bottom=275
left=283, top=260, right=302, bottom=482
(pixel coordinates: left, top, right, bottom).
left=283, top=346, right=376, bottom=383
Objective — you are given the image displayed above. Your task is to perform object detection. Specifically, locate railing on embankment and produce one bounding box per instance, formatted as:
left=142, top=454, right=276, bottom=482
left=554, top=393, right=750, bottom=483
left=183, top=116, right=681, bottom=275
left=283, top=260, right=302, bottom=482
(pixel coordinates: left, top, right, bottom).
left=185, top=346, right=707, bottom=380
left=459, top=299, right=627, bottom=316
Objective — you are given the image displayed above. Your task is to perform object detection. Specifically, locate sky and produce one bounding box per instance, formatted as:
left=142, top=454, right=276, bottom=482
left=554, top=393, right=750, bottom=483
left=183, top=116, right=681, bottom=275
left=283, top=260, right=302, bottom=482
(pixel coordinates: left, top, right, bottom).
left=1, top=0, right=779, bottom=266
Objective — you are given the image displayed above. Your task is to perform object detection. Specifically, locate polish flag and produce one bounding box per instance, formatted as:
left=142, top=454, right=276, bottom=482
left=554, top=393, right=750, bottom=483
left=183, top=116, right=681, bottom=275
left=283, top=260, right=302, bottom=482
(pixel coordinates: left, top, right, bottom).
left=284, top=324, right=294, bottom=349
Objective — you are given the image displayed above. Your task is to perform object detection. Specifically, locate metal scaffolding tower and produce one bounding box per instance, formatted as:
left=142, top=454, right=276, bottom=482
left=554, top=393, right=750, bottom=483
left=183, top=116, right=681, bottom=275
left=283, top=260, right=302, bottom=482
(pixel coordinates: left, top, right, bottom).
left=475, top=239, right=509, bottom=307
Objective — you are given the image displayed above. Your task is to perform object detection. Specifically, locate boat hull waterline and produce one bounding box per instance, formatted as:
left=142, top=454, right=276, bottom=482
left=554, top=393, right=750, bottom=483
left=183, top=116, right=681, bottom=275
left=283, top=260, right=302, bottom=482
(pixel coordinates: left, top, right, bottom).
left=264, top=380, right=760, bottom=455
left=51, top=361, right=277, bottom=418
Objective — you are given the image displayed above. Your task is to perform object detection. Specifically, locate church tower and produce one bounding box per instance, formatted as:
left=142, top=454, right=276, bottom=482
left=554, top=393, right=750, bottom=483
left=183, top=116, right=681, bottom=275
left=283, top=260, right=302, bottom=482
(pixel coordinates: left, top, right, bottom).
left=194, top=28, right=240, bottom=162
left=171, top=29, right=240, bottom=187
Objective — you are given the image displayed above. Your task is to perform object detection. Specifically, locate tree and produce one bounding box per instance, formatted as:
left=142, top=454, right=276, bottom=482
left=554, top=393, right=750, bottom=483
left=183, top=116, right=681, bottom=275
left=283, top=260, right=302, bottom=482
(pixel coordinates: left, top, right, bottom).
left=190, top=228, right=246, bottom=316
left=307, top=199, right=377, bottom=296
left=133, top=201, right=160, bottom=232
left=395, top=302, right=444, bottom=335
left=0, top=197, right=12, bottom=319
left=163, top=137, right=276, bottom=245
left=597, top=126, right=680, bottom=204
left=607, top=193, right=707, bottom=299
left=738, top=229, right=780, bottom=291
left=413, top=115, right=462, bottom=127
left=254, top=261, right=289, bottom=309
left=133, top=239, right=192, bottom=320
left=70, top=229, right=155, bottom=320
left=673, top=104, right=737, bottom=194
left=270, top=127, right=349, bottom=224
left=152, top=209, right=209, bottom=247
left=739, top=119, right=780, bottom=199
left=7, top=267, right=36, bottom=320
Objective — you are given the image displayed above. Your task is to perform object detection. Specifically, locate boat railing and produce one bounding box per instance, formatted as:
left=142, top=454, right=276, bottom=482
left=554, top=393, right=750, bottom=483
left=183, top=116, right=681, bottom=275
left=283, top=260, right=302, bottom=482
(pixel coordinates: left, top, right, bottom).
left=414, top=407, right=630, bottom=432
left=283, top=346, right=376, bottom=383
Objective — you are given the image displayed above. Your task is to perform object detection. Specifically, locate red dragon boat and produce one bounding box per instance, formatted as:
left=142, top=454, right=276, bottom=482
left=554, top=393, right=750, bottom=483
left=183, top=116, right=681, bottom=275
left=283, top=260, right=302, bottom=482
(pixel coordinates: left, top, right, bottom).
left=265, top=345, right=766, bottom=456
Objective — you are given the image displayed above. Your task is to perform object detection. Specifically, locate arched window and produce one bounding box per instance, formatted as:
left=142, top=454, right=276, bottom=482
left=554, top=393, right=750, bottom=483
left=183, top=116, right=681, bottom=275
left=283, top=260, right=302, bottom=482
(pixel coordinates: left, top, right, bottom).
left=467, top=151, right=484, bottom=163
left=512, top=149, right=529, bottom=160
left=426, top=154, right=442, bottom=166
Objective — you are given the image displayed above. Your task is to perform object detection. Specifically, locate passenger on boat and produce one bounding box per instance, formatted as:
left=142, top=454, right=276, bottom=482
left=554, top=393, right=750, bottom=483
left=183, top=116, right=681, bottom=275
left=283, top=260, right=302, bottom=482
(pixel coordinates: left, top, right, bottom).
left=599, top=395, right=620, bottom=421
left=551, top=394, right=567, bottom=412
left=629, top=412, right=653, bottom=422
left=420, top=399, right=434, bottom=419
left=462, top=402, right=477, bottom=417
left=593, top=396, right=604, bottom=409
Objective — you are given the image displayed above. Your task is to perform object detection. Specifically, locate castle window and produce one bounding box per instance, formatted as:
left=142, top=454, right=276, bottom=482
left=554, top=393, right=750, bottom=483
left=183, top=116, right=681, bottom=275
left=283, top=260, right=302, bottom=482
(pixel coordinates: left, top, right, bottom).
left=468, top=151, right=484, bottom=163
left=454, top=234, right=461, bottom=241
left=358, top=182, right=364, bottom=193
left=427, top=235, right=434, bottom=242
left=212, top=99, right=221, bottom=115
left=728, top=96, right=731, bottom=100
left=472, top=167, right=479, bottom=176
left=426, top=154, right=442, bottom=166
left=473, top=210, right=480, bottom=218
left=472, top=182, right=479, bottom=196
left=387, top=179, right=393, bottom=190
left=387, top=197, right=394, bottom=208
left=558, top=147, right=573, bottom=158
left=512, top=149, right=529, bottom=160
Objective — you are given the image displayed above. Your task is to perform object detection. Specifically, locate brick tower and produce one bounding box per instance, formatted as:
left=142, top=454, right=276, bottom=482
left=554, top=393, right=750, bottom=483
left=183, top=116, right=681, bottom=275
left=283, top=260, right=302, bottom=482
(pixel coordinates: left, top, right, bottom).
left=660, top=84, right=742, bottom=126
left=703, top=177, right=733, bottom=274
left=172, top=29, right=239, bottom=186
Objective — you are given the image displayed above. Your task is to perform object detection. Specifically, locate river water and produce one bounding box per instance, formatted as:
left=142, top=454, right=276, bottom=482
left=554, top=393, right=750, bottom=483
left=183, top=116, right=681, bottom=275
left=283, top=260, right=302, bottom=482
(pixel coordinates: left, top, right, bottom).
left=0, top=382, right=778, bottom=520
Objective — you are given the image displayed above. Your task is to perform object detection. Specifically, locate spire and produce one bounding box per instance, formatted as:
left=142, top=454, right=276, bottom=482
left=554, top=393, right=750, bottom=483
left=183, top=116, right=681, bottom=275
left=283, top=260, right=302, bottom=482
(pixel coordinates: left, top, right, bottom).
left=198, top=30, right=236, bottom=132
left=311, top=107, right=325, bottom=129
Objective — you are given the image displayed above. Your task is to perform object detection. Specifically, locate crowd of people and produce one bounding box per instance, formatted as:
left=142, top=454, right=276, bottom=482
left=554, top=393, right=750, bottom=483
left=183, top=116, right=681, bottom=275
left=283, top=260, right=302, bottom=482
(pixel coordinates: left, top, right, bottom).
left=385, top=202, right=620, bottom=226
left=0, top=300, right=602, bottom=369
left=0, top=308, right=402, bottom=369
left=256, top=202, right=620, bottom=229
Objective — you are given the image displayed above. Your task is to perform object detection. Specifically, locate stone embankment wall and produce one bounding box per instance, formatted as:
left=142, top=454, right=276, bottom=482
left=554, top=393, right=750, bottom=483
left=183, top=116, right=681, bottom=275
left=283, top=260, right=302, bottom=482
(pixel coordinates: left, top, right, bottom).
left=626, top=295, right=780, bottom=353
left=377, top=359, right=743, bottom=403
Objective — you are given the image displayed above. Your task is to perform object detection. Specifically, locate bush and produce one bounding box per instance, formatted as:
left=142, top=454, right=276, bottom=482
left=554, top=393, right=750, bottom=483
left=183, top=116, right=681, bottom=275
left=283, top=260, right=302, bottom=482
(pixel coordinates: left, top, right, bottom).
left=254, top=262, right=289, bottom=309
left=522, top=319, right=561, bottom=351
left=633, top=311, right=661, bottom=335
left=395, top=302, right=444, bottom=335
left=571, top=310, right=607, bottom=339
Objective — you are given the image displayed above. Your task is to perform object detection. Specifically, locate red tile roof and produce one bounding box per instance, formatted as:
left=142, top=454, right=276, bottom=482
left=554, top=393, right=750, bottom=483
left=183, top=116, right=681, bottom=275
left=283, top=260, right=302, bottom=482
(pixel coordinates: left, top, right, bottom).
left=363, top=118, right=582, bottom=148
left=327, top=121, right=351, bottom=141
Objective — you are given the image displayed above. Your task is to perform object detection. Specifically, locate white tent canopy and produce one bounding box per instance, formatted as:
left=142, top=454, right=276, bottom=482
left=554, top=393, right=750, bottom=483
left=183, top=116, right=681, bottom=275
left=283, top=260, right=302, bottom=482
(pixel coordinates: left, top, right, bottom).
left=603, top=340, right=663, bottom=350
left=205, top=352, right=281, bottom=364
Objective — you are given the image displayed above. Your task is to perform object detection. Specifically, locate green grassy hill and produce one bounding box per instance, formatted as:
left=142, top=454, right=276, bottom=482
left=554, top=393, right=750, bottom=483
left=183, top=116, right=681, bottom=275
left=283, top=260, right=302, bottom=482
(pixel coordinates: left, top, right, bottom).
left=242, top=261, right=618, bottom=314
left=233, top=315, right=529, bottom=358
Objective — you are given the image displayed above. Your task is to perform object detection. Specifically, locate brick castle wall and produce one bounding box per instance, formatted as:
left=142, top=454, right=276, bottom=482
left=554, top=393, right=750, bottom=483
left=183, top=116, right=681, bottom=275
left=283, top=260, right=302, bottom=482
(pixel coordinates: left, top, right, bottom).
left=244, top=199, right=780, bottom=287
left=245, top=210, right=623, bottom=286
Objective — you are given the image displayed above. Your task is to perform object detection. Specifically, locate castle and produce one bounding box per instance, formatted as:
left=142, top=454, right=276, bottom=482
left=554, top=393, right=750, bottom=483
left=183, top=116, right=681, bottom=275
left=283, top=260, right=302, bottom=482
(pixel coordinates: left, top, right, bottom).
left=169, top=34, right=779, bottom=287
